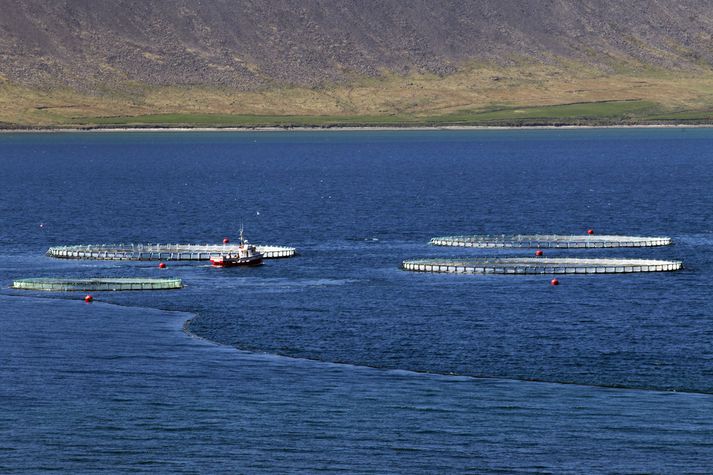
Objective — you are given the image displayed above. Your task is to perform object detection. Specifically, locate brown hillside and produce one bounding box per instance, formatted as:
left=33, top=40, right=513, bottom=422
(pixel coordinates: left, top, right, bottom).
left=2, top=0, right=713, bottom=127
left=1, top=0, right=713, bottom=89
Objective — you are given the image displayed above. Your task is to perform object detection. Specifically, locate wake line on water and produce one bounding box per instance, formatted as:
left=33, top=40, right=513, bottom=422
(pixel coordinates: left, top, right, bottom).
left=180, top=315, right=713, bottom=397
left=4, top=292, right=710, bottom=397
left=184, top=319, right=713, bottom=396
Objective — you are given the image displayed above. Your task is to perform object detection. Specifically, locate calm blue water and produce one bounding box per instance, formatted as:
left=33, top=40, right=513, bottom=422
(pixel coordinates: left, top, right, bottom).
left=1, top=129, right=713, bottom=472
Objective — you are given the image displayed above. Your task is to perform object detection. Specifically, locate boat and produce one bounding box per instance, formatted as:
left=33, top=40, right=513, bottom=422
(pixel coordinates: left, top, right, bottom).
left=210, top=226, right=263, bottom=267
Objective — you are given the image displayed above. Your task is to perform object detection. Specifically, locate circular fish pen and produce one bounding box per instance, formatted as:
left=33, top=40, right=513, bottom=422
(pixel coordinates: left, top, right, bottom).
left=12, top=278, right=184, bottom=291
left=430, top=234, right=672, bottom=249
left=47, top=243, right=297, bottom=261
left=402, top=258, right=682, bottom=275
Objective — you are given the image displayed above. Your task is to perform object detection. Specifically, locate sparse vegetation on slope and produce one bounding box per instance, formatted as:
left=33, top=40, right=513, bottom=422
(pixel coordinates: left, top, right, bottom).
left=2, top=0, right=713, bottom=127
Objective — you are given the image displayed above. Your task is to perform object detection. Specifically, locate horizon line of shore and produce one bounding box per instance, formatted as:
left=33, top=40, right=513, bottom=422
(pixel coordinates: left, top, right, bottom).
left=2, top=123, right=713, bottom=133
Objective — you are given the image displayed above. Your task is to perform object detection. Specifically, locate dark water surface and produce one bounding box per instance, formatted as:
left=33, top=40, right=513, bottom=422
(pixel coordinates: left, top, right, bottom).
left=1, top=129, right=713, bottom=472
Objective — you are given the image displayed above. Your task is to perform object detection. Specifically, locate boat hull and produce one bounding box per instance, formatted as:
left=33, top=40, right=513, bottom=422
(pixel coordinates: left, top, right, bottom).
left=210, top=256, right=263, bottom=267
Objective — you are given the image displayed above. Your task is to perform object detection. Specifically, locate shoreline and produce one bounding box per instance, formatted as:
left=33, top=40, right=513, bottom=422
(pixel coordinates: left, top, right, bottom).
left=2, top=123, right=713, bottom=133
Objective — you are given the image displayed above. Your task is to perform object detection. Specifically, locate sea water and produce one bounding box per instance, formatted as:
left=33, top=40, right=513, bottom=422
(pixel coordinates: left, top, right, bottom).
left=1, top=129, right=712, bottom=472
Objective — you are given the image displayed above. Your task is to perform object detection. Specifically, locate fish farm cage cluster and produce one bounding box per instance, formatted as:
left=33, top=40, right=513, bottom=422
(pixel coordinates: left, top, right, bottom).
left=11, top=239, right=298, bottom=294
left=10, top=232, right=683, bottom=290
left=12, top=278, right=183, bottom=292
left=403, top=233, right=682, bottom=275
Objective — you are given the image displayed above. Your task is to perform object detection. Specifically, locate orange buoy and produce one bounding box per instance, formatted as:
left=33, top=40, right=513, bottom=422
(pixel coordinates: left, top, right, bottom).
left=587, top=229, right=594, bottom=235
left=550, top=278, right=559, bottom=286
left=223, top=237, right=230, bottom=244
left=535, top=249, right=544, bottom=256
left=159, top=262, right=166, bottom=269
left=84, top=294, right=93, bottom=303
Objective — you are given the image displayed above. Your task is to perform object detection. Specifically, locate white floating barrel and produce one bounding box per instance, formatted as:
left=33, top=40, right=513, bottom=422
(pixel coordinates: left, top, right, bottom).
left=430, top=234, right=673, bottom=249
left=402, top=258, right=682, bottom=275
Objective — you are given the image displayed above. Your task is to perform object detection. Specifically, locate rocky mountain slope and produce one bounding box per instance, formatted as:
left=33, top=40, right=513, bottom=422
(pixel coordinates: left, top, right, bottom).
left=2, top=0, right=713, bottom=126
left=2, top=0, right=713, bottom=89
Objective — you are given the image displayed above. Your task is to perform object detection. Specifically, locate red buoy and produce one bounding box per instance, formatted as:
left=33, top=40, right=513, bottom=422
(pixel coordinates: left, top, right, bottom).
left=587, top=229, right=594, bottom=235
left=159, top=262, right=166, bottom=269
left=550, top=278, right=559, bottom=286
left=535, top=249, right=544, bottom=256
left=84, top=294, right=93, bottom=303
left=223, top=237, right=230, bottom=244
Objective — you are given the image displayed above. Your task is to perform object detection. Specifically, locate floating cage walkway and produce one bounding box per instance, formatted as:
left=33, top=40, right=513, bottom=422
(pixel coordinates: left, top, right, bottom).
left=402, top=258, right=682, bottom=275
left=430, top=235, right=672, bottom=249
left=12, top=278, right=183, bottom=291
left=47, top=243, right=296, bottom=261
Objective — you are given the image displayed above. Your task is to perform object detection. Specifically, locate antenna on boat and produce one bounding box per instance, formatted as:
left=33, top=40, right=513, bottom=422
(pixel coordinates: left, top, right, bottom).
left=240, top=221, right=245, bottom=245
